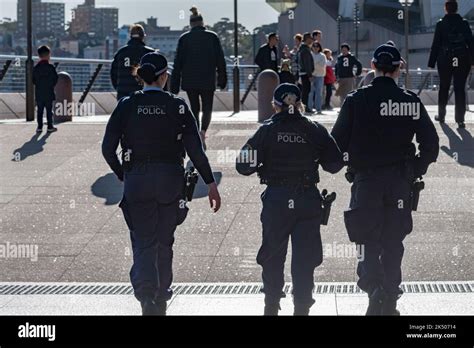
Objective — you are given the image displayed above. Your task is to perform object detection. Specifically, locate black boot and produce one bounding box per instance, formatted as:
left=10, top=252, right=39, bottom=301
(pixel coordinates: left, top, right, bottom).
left=293, top=304, right=310, bottom=316
left=264, top=303, right=280, bottom=316
left=381, top=297, right=400, bottom=316
left=141, top=299, right=160, bottom=316
left=154, top=300, right=167, bottom=316
left=435, top=115, right=445, bottom=123
left=140, top=299, right=167, bottom=316
left=294, top=299, right=315, bottom=316
left=366, top=287, right=384, bottom=316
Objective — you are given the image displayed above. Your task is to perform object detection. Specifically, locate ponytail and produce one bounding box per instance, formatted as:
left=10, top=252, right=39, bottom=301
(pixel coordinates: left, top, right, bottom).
left=137, top=64, right=158, bottom=84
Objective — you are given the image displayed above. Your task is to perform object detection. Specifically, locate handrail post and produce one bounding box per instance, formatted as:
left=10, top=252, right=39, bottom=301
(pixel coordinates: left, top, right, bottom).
left=0, top=60, right=12, bottom=82
left=79, top=63, right=103, bottom=105
left=26, top=0, right=35, bottom=122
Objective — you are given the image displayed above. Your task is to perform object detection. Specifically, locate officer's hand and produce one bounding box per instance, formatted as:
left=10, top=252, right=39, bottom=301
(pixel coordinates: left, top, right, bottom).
left=208, top=182, right=221, bottom=213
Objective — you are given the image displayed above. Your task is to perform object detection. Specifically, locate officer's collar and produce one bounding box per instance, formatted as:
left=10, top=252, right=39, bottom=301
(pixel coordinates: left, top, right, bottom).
left=143, top=86, right=163, bottom=92
left=271, top=109, right=303, bottom=121
left=128, top=38, right=145, bottom=46
left=371, top=76, right=397, bottom=86
left=445, top=13, right=462, bottom=19
left=191, top=25, right=206, bottom=31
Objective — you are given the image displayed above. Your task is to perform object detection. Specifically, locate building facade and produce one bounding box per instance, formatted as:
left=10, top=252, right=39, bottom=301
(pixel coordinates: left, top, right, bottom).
left=70, top=0, right=119, bottom=39
left=268, top=0, right=473, bottom=70
left=17, top=0, right=65, bottom=39
left=117, top=17, right=183, bottom=61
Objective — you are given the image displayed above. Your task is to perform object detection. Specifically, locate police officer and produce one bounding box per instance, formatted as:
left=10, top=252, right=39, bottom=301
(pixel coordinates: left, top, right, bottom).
left=236, top=83, right=344, bottom=316
left=331, top=44, right=440, bottom=315
left=102, top=52, right=221, bottom=315
left=428, top=0, right=473, bottom=128
left=110, top=24, right=155, bottom=100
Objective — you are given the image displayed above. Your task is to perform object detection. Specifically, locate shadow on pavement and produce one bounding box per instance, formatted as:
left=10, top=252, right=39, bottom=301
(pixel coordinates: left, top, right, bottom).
left=192, top=171, right=223, bottom=200
left=185, top=159, right=223, bottom=199
left=11, top=132, right=51, bottom=161
left=440, top=123, right=474, bottom=168
left=91, top=173, right=123, bottom=205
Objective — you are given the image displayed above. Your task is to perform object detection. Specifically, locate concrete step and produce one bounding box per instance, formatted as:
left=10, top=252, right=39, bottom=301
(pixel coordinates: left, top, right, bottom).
left=0, top=281, right=472, bottom=315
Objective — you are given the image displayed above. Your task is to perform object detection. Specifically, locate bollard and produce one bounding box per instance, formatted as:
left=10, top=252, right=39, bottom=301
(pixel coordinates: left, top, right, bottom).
left=258, top=69, right=279, bottom=122
left=54, top=72, right=73, bottom=123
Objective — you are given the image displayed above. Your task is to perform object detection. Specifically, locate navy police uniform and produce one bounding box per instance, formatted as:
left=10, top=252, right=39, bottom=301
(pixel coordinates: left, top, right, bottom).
left=331, top=45, right=440, bottom=315
left=236, top=84, right=344, bottom=315
left=102, top=53, right=214, bottom=315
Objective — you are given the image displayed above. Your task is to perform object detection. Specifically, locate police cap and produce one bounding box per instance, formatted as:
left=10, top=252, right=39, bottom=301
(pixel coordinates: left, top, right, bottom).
left=139, top=52, right=169, bottom=76
left=273, top=83, right=301, bottom=108
left=372, top=44, right=402, bottom=67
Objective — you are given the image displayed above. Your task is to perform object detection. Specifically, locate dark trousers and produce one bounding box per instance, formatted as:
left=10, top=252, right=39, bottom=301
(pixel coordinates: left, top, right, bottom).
left=36, top=100, right=54, bottom=129
left=258, top=186, right=323, bottom=306
left=300, top=75, right=311, bottom=111
left=324, top=84, right=333, bottom=108
left=437, top=54, right=471, bottom=123
left=186, top=89, right=215, bottom=132
left=343, top=165, right=413, bottom=296
left=120, top=163, right=184, bottom=303
left=357, top=240, right=405, bottom=298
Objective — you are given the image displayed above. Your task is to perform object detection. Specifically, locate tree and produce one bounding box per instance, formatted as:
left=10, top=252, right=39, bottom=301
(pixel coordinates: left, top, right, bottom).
left=186, top=19, right=279, bottom=64
left=208, top=17, right=253, bottom=63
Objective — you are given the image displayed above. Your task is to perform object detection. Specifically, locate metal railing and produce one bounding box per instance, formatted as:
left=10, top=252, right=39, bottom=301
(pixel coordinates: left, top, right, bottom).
left=0, top=55, right=259, bottom=93
left=1, top=54, right=471, bottom=95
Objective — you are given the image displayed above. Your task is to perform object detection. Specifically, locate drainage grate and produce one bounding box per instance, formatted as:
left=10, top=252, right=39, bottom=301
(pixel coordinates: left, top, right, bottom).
left=0, top=281, right=472, bottom=296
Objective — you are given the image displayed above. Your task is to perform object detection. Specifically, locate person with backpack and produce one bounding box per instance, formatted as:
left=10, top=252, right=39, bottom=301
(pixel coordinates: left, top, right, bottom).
left=428, top=0, right=474, bottom=128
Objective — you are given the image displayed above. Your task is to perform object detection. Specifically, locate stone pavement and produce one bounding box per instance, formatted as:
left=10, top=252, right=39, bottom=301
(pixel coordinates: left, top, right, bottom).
left=0, top=107, right=472, bottom=315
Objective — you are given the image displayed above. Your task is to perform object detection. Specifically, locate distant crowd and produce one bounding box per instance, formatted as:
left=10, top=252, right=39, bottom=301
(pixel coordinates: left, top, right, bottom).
left=255, top=30, right=363, bottom=115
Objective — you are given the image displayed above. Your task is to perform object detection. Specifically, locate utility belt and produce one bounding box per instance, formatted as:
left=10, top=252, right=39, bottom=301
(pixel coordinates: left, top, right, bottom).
left=260, top=177, right=318, bottom=188
left=345, top=160, right=425, bottom=211
left=134, top=156, right=184, bottom=165
left=344, top=160, right=410, bottom=183
left=260, top=176, right=337, bottom=226
left=122, top=149, right=183, bottom=172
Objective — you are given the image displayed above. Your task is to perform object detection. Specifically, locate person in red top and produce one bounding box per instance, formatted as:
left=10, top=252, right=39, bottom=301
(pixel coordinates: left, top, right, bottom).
left=323, top=48, right=336, bottom=110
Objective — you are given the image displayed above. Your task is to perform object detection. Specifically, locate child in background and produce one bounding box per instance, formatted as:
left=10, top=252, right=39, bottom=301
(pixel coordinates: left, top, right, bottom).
left=323, top=48, right=336, bottom=111
left=279, top=59, right=296, bottom=84
left=33, top=45, right=58, bottom=133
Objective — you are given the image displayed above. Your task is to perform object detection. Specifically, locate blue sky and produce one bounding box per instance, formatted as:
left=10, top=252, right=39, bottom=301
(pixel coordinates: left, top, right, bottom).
left=0, top=0, right=280, bottom=30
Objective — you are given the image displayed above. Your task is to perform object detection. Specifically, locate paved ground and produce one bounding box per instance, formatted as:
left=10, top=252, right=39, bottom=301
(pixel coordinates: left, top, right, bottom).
left=0, top=107, right=472, bottom=287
